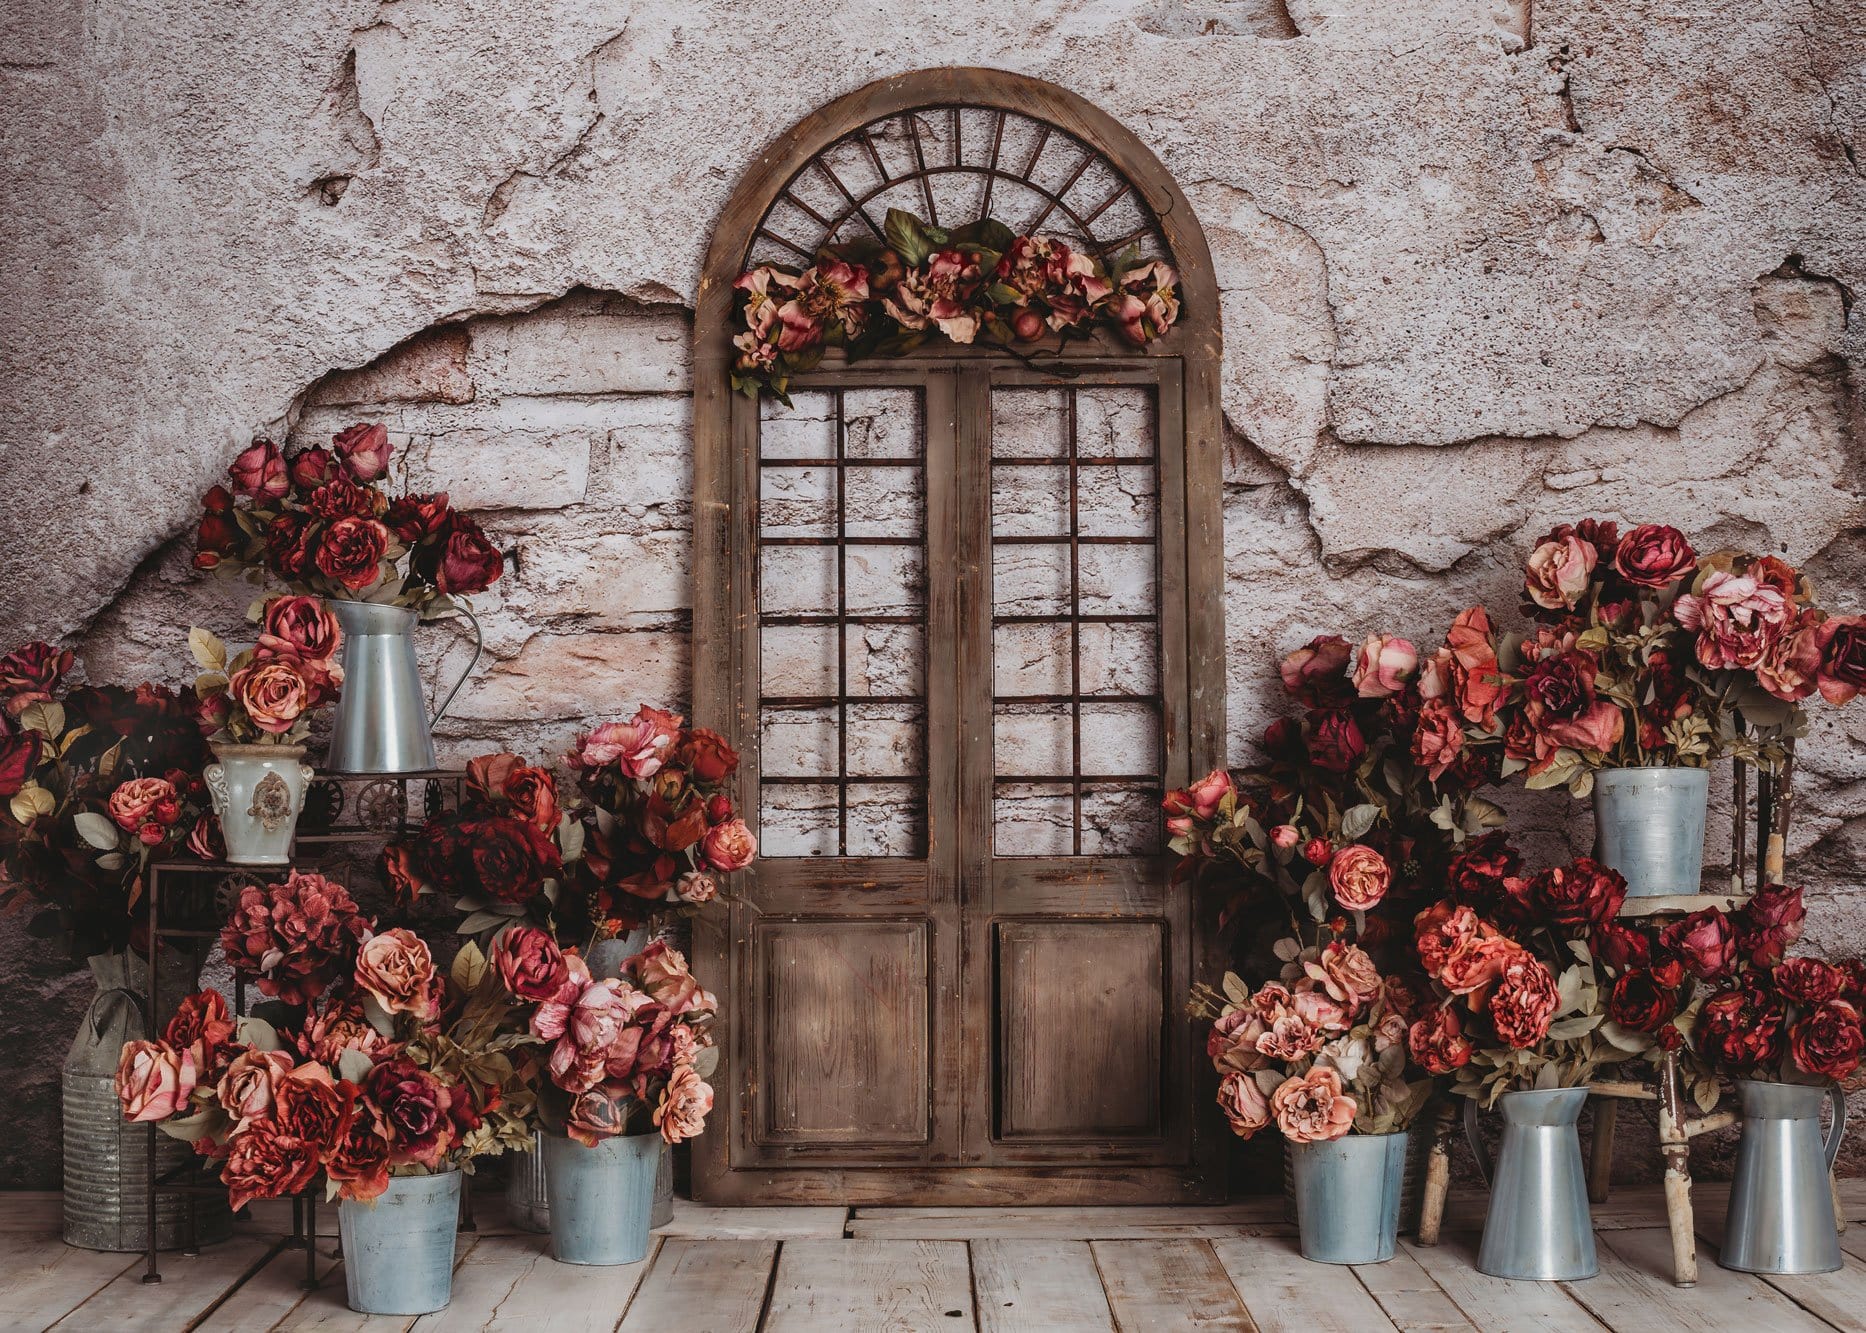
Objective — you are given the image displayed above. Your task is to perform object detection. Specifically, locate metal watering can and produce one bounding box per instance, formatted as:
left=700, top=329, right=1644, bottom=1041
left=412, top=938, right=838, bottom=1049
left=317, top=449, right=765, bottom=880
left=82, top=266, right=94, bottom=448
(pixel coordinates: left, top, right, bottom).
left=325, top=600, right=481, bottom=774
left=1721, top=1080, right=1847, bottom=1275
left=1465, top=1087, right=1598, bottom=1281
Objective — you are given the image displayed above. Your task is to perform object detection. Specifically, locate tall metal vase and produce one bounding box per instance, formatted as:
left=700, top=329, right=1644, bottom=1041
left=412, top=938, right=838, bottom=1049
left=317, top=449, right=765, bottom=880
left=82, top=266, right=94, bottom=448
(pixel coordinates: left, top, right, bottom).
left=1721, top=1080, right=1846, bottom=1275
left=1592, top=766, right=1710, bottom=897
left=323, top=600, right=480, bottom=775
left=1465, top=1088, right=1598, bottom=1281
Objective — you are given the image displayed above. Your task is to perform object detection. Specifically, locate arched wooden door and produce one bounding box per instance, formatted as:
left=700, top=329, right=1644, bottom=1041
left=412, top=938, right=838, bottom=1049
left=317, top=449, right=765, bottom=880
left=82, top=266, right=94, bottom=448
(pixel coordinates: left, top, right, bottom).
left=691, top=69, right=1226, bottom=1204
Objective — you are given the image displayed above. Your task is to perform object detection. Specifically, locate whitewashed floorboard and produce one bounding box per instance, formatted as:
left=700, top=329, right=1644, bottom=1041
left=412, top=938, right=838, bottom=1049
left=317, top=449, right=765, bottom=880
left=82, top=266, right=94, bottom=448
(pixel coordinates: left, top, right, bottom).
left=971, top=1238, right=1116, bottom=1333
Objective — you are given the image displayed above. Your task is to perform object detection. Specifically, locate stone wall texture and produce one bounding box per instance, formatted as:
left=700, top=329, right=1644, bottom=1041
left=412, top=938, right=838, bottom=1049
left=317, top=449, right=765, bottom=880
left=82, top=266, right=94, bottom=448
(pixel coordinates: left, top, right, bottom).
left=3, top=0, right=1864, bottom=1190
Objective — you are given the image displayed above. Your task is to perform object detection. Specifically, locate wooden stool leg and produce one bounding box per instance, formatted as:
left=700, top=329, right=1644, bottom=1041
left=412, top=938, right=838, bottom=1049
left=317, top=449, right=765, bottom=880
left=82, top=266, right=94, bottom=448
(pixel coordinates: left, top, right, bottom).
left=1657, top=1054, right=1698, bottom=1287
left=1588, top=1098, right=1619, bottom=1205
left=1415, top=1099, right=1456, bottom=1246
left=1834, top=1171, right=1848, bottom=1235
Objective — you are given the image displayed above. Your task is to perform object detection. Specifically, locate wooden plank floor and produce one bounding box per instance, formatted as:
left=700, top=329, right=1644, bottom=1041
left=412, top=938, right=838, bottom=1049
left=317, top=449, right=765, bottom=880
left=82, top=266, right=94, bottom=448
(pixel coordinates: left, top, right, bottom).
left=9, top=1184, right=1864, bottom=1331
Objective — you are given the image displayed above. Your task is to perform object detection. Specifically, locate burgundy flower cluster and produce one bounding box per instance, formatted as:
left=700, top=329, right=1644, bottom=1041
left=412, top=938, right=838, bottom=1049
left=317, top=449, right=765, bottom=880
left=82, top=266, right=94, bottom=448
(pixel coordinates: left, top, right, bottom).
left=193, top=422, right=504, bottom=608
left=382, top=752, right=567, bottom=911
left=219, top=871, right=371, bottom=1006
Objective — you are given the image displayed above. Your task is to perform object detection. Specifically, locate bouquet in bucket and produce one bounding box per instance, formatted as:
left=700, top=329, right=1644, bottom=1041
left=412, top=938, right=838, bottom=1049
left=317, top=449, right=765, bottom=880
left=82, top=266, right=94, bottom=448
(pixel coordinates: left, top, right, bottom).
left=380, top=751, right=585, bottom=939
left=192, top=421, right=506, bottom=615
left=118, top=871, right=534, bottom=1208
left=0, top=642, right=219, bottom=960
left=490, top=924, right=718, bottom=1146
left=567, top=706, right=756, bottom=929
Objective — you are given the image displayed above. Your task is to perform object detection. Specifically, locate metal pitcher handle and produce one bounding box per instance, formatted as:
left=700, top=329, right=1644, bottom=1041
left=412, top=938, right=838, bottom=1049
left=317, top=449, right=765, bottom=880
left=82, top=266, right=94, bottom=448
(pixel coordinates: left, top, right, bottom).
left=1462, top=1097, right=1494, bottom=1187
left=1823, top=1083, right=1847, bottom=1170
left=429, top=603, right=483, bottom=729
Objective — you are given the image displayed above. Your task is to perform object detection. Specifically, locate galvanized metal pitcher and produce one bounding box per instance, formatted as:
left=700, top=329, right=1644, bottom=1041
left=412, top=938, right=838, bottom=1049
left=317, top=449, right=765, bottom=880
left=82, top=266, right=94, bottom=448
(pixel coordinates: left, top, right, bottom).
left=1465, top=1087, right=1598, bottom=1281
left=1592, top=765, right=1710, bottom=897
left=1721, top=1080, right=1846, bottom=1275
left=324, top=600, right=481, bottom=774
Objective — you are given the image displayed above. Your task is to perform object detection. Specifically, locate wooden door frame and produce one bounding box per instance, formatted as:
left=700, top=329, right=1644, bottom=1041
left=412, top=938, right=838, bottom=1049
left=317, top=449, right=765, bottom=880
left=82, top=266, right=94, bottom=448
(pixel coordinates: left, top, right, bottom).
left=691, top=67, right=1227, bottom=1204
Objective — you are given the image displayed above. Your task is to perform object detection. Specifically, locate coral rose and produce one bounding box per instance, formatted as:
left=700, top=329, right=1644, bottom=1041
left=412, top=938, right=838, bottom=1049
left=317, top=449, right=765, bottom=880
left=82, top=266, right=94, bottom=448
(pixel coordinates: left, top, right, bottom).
left=1328, top=844, right=1391, bottom=912
left=654, top=1064, right=714, bottom=1144
left=229, top=658, right=311, bottom=734
left=218, top=872, right=370, bottom=1005
left=108, top=776, right=176, bottom=832
left=229, top=440, right=288, bottom=501
left=1446, top=606, right=1505, bottom=725
left=1524, top=534, right=1597, bottom=611
left=1256, top=1013, right=1323, bottom=1062
left=332, top=422, right=393, bottom=483
left=325, top=1106, right=393, bottom=1201
left=1185, top=768, right=1234, bottom=819
left=1614, top=524, right=1696, bottom=588
left=115, top=1040, right=197, bottom=1123
left=1352, top=634, right=1418, bottom=698
left=354, top=928, right=437, bottom=1019
left=1217, top=1070, right=1271, bottom=1138
left=1441, top=935, right=1524, bottom=999
left=1270, top=1067, right=1357, bottom=1144
left=1305, top=941, right=1382, bottom=1014
left=256, top=596, right=343, bottom=671
left=1489, top=954, right=1560, bottom=1048
left=220, top=1124, right=320, bottom=1213
left=631, top=941, right=717, bottom=1017
left=1411, top=697, right=1465, bottom=782
left=701, top=817, right=757, bottom=873
left=1789, top=999, right=1865, bottom=1081
left=1408, top=1008, right=1475, bottom=1074
left=1414, top=901, right=1482, bottom=977
left=217, top=1048, right=295, bottom=1129
left=677, top=727, right=740, bottom=784
left=164, top=989, right=236, bottom=1076
left=273, top=1064, right=357, bottom=1147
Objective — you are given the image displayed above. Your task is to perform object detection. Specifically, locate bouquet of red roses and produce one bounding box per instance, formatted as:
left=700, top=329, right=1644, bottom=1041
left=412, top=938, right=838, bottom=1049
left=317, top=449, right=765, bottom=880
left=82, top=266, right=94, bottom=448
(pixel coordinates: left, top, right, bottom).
left=490, top=925, right=717, bottom=1147
left=192, top=421, right=505, bottom=614
left=0, top=642, right=219, bottom=959
left=566, top=706, right=756, bottom=927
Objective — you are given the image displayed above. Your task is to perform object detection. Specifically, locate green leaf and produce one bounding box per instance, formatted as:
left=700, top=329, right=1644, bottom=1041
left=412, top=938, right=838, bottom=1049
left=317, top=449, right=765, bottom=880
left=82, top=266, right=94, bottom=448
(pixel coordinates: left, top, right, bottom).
left=73, top=811, right=121, bottom=850
left=558, top=813, right=585, bottom=864
left=691, top=1045, right=720, bottom=1081
left=95, top=852, right=127, bottom=872
left=235, top=1016, right=283, bottom=1051
left=9, top=784, right=54, bottom=824
left=337, top=1048, right=375, bottom=1084
left=952, top=217, right=1016, bottom=253
left=883, top=208, right=933, bottom=267
left=459, top=908, right=520, bottom=935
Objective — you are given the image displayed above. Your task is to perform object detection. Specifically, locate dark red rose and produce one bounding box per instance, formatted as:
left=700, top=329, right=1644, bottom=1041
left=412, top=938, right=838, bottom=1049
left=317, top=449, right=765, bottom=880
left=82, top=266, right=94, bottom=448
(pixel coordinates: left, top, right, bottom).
left=1523, top=649, right=1597, bottom=721
left=0, top=727, right=41, bottom=797
left=434, top=515, right=504, bottom=595
left=288, top=447, right=338, bottom=494
left=220, top=1123, right=320, bottom=1213
left=364, top=1056, right=454, bottom=1168
left=1447, top=832, right=1522, bottom=901
left=1513, top=857, right=1627, bottom=929
left=1814, top=615, right=1866, bottom=706
left=1789, top=999, right=1865, bottom=1081
left=491, top=924, right=569, bottom=1002
left=1735, top=882, right=1807, bottom=968
left=324, top=1105, right=392, bottom=1201
left=1638, top=643, right=1696, bottom=751
left=1695, top=985, right=1785, bottom=1072
left=1659, top=907, right=1736, bottom=980
left=386, top=492, right=451, bottom=543
left=462, top=814, right=559, bottom=903
left=1592, top=920, right=1652, bottom=971
left=228, top=440, right=288, bottom=501
left=1608, top=968, right=1680, bottom=1033
left=333, top=422, right=393, bottom=483
left=503, top=765, right=559, bottom=836
left=1408, top=1006, right=1474, bottom=1074
left=1306, top=709, right=1365, bottom=773
left=163, top=989, right=236, bottom=1078
left=1613, top=524, right=1697, bottom=589
left=705, top=792, right=733, bottom=824
left=1840, top=960, right=1866, bottom=1009
left=0, top=642, right=74, bottom=715
left=313, top=516, right=390, bottom=591
left=1774, top=957, right=1843, bottom=1006
left=678, top=728, right=739, bottom=784
left=264, top=511, right=318, bottom=581
left=1279, top=635, right=1355, bottom=708
left=380, top=842, right=424, bottom=906
left=306, top=477, right=377, bottom=521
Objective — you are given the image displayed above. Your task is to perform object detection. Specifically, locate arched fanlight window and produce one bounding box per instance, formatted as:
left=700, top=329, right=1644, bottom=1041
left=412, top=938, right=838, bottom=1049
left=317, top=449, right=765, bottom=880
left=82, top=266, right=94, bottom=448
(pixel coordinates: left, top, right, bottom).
left=692, top=68, right=1225, bottom=1206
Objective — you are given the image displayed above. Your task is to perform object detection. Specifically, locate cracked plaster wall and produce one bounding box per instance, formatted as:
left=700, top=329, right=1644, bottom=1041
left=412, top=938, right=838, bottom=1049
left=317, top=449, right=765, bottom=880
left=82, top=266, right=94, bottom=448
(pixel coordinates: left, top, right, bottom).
left=2, top=0, right=1864, bottom=1189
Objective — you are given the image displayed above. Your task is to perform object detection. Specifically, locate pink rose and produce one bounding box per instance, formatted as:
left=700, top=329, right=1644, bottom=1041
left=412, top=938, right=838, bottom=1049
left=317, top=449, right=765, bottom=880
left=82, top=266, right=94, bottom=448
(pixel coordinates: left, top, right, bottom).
left=217, top=1048, right=295, bottom=1129
left=229, top=440, right=288, bottom=501
left=1269, top=824, right=1300, bottom=851
left=1614, top=524, right=1697, bottom=588
left=1815, top=615, right=1866, bottom=706
left=1290, top=987, right=1352, bottom=1035
left=1271, top=1067, right=1358, bottom=1144
left=1352, top=634, right=1418, bottom=698
left=566, top=1086, right=633, bottom=1145
left=1674, top=570, right=1791, bottom=671
left=1207, top=1009, right=1268, bottom=1073
left=108, top=776, right=176, bottom=832
left=1305, top=941, right=1382, bottom=1014
left=1758, top=610, right=1824, bottom=702
left=256, top=596, right=343, bottom=672
left=1256, top=1013, right=1323, bottom=1062
left=1328, top=844, right=1391, bottom=912
left=883, top=249, right=985, bottom=344
left=630, top=941, right=717, bottom=1017
left=228, top=658, right=311, bottom=734
left=701, top=818, right=757, bottom=873
left=492, top=924, right=570, bottom=1002
left=676, top=871, right=718, bottom=903
left=115, top=1040, right=197, bottom=1122
left=1524, top=534, right=1597, bottom=611
left=1186, top=768, right=1233, bottom=819
left=1217, top=1070, right=1270, bottom=1138
left=653, top=1064, right=714, bottom=1145
left=332, top=423, right=393, bottom=483
left=353, top=928, right=437, bottom=1019
left=1489, top=954, right=1560, bottom=1048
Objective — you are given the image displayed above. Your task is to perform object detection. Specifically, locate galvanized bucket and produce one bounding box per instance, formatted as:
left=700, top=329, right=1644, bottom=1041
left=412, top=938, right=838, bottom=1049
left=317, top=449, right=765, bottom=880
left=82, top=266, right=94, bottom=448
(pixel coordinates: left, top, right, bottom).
left=506, top=1129, right=675, bottom=1233
left=1721, top=1080, right=1846, bottom=1275
left=542, top=1131, right=662, bottom=1266
left=1466, top=1087, right=1598, bottom=1281
left=63, top=952, right=232, bottom=1253
left=1280, top=1102, right=1433, bottom=1233
left=1592, top=766, right=1710, bottom=897
left=1289, top=1131, right=1408, bottom=1264
left=323, top=599, right=480, bottom=775
left=338, top=1169, right=462, bottom=1314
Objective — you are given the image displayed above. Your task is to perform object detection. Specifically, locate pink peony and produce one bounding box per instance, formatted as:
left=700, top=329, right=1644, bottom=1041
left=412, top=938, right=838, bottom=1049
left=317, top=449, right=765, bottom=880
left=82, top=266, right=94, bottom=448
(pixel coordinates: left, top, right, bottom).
left=571, top=706, right=682, bottom=778
left=653, top=1064, right=714, bottom=1144
left=1674, top=570, right=1792, bottom=671
left=1489, top=954, right=1560, bottom=1048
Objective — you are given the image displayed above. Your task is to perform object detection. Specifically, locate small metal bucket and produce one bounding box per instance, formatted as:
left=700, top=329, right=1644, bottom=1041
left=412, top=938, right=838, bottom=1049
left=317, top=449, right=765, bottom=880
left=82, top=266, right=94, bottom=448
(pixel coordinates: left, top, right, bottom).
left=1290, top=1131, right=1408, bottom=1264
left=1592, top=766, right=1710, bottom=897
left=505, top=1133, right=552, bottom=1234
left=338, top=1169, right=462, bottom=1314
left=323, top=599, right=480, bottom=775
left=542, top=1131, right=662, bottom=1266
left=1721, top=1080, right=1846, bottom=1275
left=1466, top=1087, right=1598, bottom=1281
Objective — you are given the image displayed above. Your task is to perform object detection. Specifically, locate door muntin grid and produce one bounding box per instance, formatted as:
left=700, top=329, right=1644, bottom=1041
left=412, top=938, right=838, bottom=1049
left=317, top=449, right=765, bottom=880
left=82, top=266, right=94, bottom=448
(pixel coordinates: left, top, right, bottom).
left=756, top=387, right=929, bottom=859
left=989, top=384, right=1164, bottom=858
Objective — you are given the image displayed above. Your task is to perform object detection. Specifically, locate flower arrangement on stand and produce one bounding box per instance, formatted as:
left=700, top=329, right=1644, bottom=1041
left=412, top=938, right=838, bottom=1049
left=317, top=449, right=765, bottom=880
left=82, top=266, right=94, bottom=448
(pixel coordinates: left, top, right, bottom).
left=1195, top=935, right=1432, bottom=1264
left=119, top=875, right=533, bottom=1315
left=489, top=924, right=718, bottom=1265
left=567, top=706, right=757, bottom=937
left=730, top=208, right=1181, bottom=400
left=191, top=421, right=508, bottom=773
left=189, top=597, right=343, bottom=865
